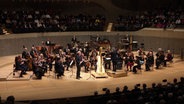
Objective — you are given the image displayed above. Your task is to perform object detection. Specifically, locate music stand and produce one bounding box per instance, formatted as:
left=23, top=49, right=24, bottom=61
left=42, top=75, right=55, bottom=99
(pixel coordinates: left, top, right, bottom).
left=67, top=60, right=75, bottom=78
left=47, top=65, right=52, bottom=78
left=86, top=68, right=95, bottom=80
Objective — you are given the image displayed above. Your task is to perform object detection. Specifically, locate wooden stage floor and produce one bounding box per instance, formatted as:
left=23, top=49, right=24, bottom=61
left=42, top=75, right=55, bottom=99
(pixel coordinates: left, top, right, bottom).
left=0, top=54, right=184, bottom=102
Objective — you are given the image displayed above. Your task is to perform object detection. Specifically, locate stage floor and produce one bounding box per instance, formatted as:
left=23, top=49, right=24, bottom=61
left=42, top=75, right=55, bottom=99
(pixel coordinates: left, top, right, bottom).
left=0, top=54, right=184, bottom=101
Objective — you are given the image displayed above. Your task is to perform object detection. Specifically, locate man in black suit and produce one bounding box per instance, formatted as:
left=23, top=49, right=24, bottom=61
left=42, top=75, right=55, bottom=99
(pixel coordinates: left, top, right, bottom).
left=75, top=51, right=83, bottom=79
left=111, top=49, right=119, bottom=72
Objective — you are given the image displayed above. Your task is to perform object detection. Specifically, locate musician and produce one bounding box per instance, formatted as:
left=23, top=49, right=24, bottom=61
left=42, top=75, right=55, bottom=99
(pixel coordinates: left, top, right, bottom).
left=30, top=45, right=38, bottom=58
left=81, top=53, right=90, bottom=72
left=64, top=54, right=72, bottom=71
left=156, top=48, right=165, bottom=69
left=89, top=49, right=98, bottom=71
left=15, top=56, right=28, bottom=77
left=164, top=50, right=173, bottom=66
left=54, top=56, right=65, bottom=79
left=22, top=46, right=29, bottom=59
left=145, top=51, right=154, bottom=71
left=37, top=54, right=47, bottom=74
left=111, top=48, right=120, bottom=72
left=104, top=49, right=111, bottom=69
left=40, top=41, right=48, bottom=58
left=47, top=54, right=54, bottom=71
left=75, top=51, right=83, bottom=79
left=125, top=52, right=134, bottom=72
left=132, top=56, right=141, bottom=73
left=32, top=57, right=43, bottom=79
left=21, top=46, right=33, bottom=71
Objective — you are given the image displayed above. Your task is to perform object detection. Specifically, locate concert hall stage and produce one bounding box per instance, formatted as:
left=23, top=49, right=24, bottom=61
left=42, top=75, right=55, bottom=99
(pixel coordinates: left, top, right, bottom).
left=0, top=54, right=184, bottom=102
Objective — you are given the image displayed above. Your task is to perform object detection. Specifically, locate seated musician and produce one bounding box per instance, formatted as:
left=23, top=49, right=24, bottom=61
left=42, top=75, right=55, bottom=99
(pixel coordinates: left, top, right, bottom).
left=14, top=55, right=28, bottom=77
left=164, top=50, right=173, bottom=66
left=37, top=54, right=47, bottom=74
left=64, top=54, right=72, bottom=71
left=125, top=52, right=134, bottom=72
left=89, top=49, right=98, bottom=71
left=145, top=51, right=154, bottom=71
left=156, top=48, right=165, bottom=69
left=132, top=56, right=141, bottom=73
left=47, top=54, right=55, bottom=71
left=81, top=53, right=90, bottom=72
left=40, top=41, right=48, bottom=58
left=32, top=56, right=45, bottom=79
left=30, top=46, right=38, bottom=58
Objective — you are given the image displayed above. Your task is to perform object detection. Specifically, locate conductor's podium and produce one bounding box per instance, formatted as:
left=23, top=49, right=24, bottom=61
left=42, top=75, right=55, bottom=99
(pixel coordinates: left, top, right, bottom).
left=106, top=70, right=127, bottom=78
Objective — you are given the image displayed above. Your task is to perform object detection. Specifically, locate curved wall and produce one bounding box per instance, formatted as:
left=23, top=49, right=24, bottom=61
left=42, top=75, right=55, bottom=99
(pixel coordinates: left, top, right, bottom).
left=0, top=29, right=184, bottom=56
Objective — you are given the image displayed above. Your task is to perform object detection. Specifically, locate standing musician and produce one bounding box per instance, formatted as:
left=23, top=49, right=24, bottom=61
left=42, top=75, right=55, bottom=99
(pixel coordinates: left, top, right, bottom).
left=75, top=51, right=83, bottom=79
left=111, top=48, right=120, bottom=72
left=54, top=56, right=65, bottom=79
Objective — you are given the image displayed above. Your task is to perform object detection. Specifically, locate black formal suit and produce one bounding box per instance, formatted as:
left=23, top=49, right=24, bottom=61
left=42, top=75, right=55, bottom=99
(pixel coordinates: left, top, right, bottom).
left=75, top=53, right=82, bottom=79
left=111, top=51, right=119, bottom=72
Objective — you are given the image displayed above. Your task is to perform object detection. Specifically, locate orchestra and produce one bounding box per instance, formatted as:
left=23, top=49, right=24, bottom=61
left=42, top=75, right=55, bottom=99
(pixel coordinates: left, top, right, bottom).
left=14, top=37, right=174, bottom=79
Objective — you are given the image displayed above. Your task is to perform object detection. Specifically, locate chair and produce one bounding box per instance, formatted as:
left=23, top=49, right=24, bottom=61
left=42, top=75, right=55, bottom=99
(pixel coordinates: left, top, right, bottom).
left=13, top=64, right=22, bottom=77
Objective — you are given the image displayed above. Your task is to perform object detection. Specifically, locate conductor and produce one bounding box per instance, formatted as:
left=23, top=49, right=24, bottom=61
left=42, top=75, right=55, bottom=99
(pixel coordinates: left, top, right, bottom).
left=75, top=51, right=83, bottom=79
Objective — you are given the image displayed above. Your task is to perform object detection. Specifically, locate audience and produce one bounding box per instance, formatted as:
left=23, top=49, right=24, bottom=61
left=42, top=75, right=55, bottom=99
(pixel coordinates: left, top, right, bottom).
left=4, top=77, right=182, bottom=104
left=0, top=10, right=106, bottom=33
left=114, top=8, right=184, bottom=31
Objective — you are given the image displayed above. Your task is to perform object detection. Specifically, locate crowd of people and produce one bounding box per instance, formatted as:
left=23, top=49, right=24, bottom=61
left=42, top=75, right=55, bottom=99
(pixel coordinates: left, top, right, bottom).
left=3, top=77, right=183, bottom=104
left=114, top=8, right=184, bottom=31
left=87, top=77, right=184, bottom=104
left=0, top=10, right=106, bottom=33
left=0, top=7, right=183, bottom=34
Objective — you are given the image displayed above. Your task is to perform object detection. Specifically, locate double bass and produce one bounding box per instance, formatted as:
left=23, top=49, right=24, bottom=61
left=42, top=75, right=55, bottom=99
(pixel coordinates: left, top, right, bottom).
left=26, top=54, right=33, bottom=71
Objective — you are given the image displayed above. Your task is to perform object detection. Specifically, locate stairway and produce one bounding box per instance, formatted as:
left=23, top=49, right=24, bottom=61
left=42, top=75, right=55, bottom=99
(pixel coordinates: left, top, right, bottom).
left=106, top=22, right=113, bottom=32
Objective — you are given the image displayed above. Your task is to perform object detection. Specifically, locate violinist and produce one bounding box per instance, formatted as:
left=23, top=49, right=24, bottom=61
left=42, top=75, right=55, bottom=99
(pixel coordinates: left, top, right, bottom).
left=125, top=52, right=134, bottom=72
left=37, top=54, right=47, bottom=74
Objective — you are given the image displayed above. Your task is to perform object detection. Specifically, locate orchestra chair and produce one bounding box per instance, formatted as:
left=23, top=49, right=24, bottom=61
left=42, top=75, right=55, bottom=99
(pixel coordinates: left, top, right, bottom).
left=13, top=64, right=22, bottom=77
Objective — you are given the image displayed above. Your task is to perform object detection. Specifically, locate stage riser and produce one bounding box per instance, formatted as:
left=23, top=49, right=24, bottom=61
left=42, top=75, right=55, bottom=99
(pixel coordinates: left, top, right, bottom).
left=106, top=70, right=127, bottom=78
